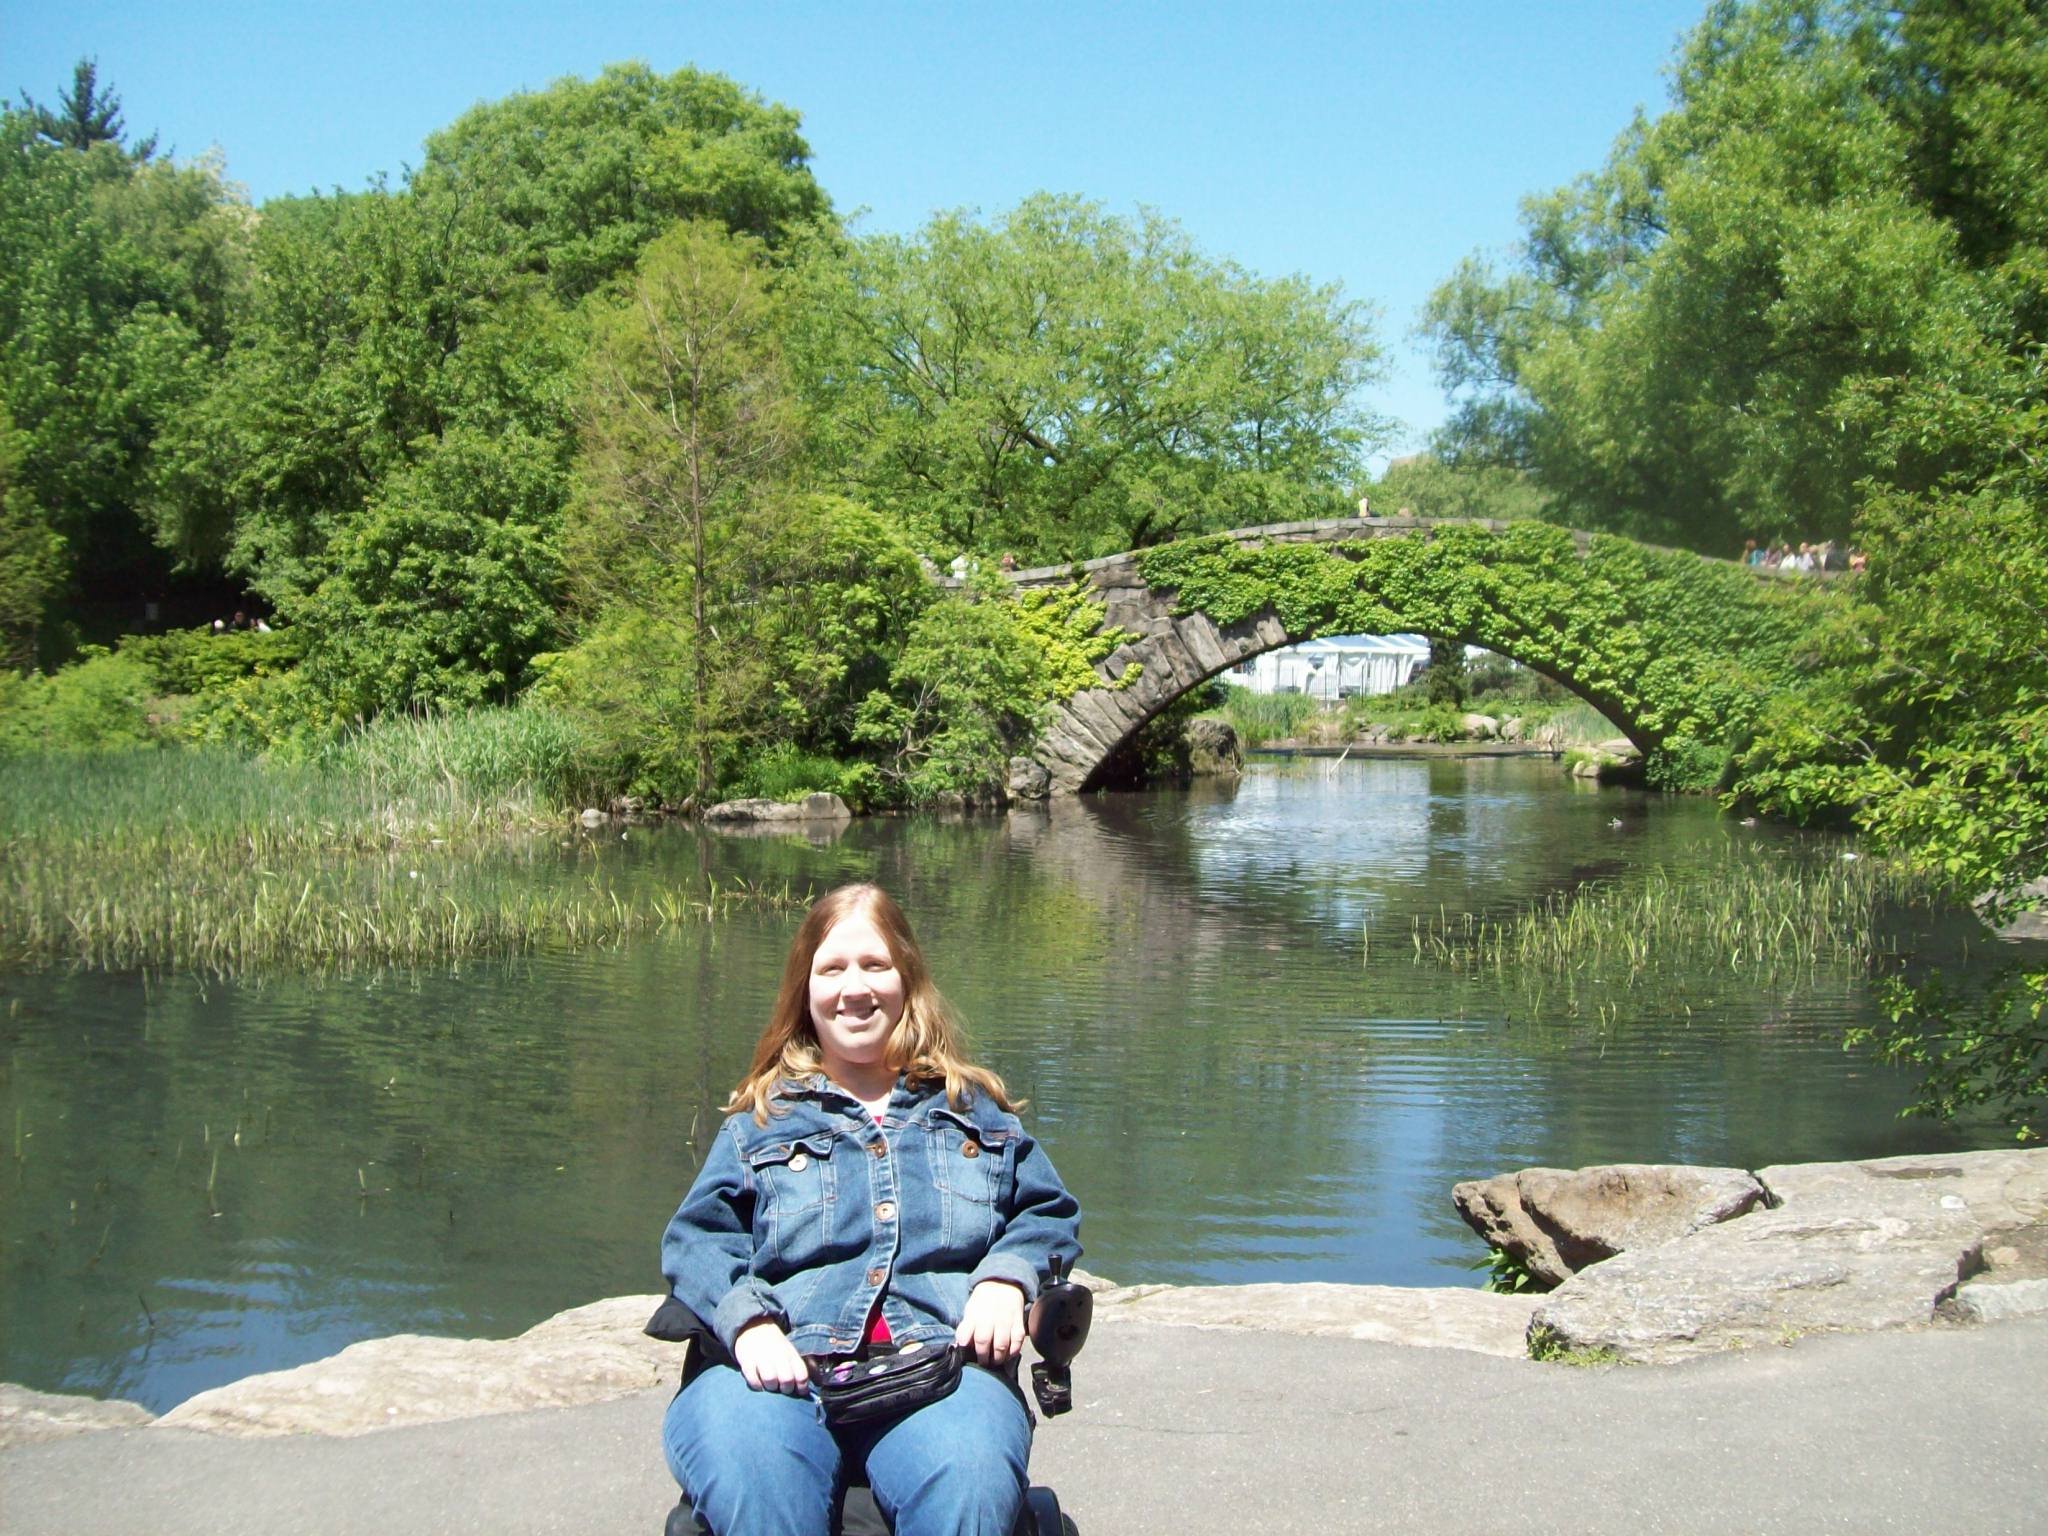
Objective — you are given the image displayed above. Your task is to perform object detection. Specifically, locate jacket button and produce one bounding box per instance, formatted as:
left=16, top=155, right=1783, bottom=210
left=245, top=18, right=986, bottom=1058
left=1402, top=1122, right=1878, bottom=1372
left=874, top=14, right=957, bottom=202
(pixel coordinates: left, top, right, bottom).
left=869, top=1141, right=887, bottom=1158
left=875, top=1201, right=896, bottom=1221
left=866, top=1266, right=886, bottom=1286
left=961, top=1141, right=981, bottom=1159
left=788, top=1153, right=810, bottom=1172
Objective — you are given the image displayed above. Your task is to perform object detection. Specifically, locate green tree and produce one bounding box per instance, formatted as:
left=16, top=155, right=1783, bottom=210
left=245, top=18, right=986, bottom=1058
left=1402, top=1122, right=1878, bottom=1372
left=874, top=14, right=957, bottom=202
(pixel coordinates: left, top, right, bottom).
left=165, top=64, right=834, bottom=725
left=1496, top=0, right=2048, bottom=1135
left=0, top=87, right=245, bottom=645
left=416, top=62, right=830, bottom=301
left=854, top=582, right=1053, bottom=803
left=1363, top=455, right=1551, bottom=522
left=19, top=57, right=153, bottom=157
left=289, top=427, right=568, bottom=717
left=793, top=193, right=1389, bottom=562
left=1421, top=0, right=2016, bottom=554
left=0, top=404, right=64, bottom=670
left=572, top=221, right=801, bottom=801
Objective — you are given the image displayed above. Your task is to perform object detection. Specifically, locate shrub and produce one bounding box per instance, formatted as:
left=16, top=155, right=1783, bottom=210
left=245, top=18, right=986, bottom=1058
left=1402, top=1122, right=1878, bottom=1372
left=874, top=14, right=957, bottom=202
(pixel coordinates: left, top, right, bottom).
left=1416, top=702, right=1466, bottom=742
left=0, top=648, right=159, bottom=754
left=120, top=627, right=305, bottom=696
left=855, top=590, right=1050, bottom=803
left=731, top=743, right=879, bottom=810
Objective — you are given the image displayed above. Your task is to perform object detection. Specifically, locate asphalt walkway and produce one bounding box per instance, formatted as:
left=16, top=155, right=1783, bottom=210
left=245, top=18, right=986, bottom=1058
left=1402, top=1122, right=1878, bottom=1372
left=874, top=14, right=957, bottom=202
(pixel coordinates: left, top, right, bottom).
left=6, top=1317, right=2044, bottom=1535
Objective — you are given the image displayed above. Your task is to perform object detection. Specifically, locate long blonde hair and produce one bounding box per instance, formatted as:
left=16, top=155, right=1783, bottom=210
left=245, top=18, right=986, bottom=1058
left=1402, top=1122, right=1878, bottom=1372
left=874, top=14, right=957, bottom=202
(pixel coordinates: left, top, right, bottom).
left=727, top=883, right=1015, bottom=1123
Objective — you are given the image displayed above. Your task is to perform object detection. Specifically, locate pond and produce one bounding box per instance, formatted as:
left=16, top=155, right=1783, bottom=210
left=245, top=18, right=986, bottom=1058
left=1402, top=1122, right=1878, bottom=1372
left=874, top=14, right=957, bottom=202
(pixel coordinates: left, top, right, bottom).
left=0, top=757, right=1994, bottom=1411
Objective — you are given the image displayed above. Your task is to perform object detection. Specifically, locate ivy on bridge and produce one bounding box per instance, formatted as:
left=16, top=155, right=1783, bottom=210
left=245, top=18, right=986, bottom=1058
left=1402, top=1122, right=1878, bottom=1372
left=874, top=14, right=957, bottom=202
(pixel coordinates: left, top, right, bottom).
left=1028, top=519, right=1843, bottom=793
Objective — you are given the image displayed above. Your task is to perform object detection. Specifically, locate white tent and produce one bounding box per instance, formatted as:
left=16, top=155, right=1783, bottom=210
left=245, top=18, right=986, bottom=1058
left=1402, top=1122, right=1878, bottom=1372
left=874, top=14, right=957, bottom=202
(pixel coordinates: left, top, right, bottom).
left=1224, top=634, right=1432, bottom=700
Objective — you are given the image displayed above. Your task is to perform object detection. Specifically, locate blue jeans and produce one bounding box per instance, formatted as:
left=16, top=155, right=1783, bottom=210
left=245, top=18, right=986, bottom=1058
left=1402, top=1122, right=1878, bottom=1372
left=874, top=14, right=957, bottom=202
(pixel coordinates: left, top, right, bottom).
left=663, top=1362, right=1032, bottom=1536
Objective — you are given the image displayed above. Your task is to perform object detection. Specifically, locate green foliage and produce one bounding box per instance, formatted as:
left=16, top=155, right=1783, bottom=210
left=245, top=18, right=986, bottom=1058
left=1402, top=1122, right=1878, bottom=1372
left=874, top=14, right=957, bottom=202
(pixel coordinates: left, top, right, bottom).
left=792, top=193, right=1389, bottom=561
left=730, top=744, right=880, bottom=811
left=1138, top=524, right=1829, bottom=789
left=1211, top=684, right=1319, bottom=749
left=0, top=404, right=62, bottom=670
left=1414, top=702, right=1466, bottom=743
left=855, top=590, right=1053, bottom=803
left=570, top=220, right=801, bottom=800
left=1430, top=0, right=2048, bottom=1137
left=118, top=626, right=302, bottom=696
left=417, top=62, right=830, bottom=301
left=290, top=427, right=567, bottom=716
left=1364, top=455, right=1550, bottom=522
left=1731, top=262, right=2048, bottom=1139
left=1424, top=0, right=2048, bottom=554
left=1527, top=1324, right=1622, bottom=1367
left=526, top=609, right=699, bottom=803
left=1853, top=966, right=2046, bottom=1145
left=19, top=58, right=150, bottom=156
left=0, top=647, right=158, bottom=754
left=1009, top=581, right=1139, bottom=699
left=1473, top=1246, right=1542, bottom=1295
left=0, top=93, right=246, bottom=613
left=1424, top=637, right=1466, bottom=708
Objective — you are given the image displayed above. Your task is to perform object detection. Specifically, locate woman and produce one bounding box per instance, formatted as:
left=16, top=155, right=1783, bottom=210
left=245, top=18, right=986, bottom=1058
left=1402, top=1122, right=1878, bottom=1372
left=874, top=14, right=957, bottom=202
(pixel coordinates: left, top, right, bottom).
left=660, top=883, right=1082, bottom=1536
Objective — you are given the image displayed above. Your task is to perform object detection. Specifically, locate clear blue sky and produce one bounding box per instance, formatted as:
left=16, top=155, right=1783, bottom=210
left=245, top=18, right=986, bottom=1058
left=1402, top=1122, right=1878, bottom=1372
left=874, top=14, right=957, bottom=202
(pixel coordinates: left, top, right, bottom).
left=7, top=0, right=1706, bottom=460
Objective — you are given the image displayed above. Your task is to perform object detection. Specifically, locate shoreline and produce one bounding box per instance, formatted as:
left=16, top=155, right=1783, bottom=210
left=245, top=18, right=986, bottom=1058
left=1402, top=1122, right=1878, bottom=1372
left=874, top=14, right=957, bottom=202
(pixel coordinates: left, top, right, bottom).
left=1248, top=740, right=1564, bottom=760
left=9, top=1147, right=2044, bottom=1447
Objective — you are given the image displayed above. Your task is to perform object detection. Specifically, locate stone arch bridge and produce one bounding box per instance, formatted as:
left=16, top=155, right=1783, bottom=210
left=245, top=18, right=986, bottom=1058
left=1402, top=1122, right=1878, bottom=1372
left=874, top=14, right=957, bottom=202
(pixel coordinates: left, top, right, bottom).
left=986, top=517, right=1838, bottom=795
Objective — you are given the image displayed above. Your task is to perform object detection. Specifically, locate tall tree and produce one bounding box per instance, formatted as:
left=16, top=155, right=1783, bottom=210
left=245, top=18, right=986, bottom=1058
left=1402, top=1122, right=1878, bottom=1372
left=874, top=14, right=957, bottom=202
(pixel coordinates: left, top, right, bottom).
left=1420, top=0, right=2029, bottom=554
left=573, top=221, right=800, bottom=800
left=0, top=84, right=243, bottom=652
left=416, top=62, right=831, bottom=301
left=792, top=194, right=1389, bottom=562
left=19, top=57, right=153, bottom=157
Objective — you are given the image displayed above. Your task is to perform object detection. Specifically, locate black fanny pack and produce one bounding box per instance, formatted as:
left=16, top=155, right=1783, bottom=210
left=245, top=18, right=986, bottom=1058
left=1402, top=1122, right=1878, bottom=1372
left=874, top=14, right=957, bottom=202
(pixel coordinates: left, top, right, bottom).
left=807, top=1341, right=964, bottom=1427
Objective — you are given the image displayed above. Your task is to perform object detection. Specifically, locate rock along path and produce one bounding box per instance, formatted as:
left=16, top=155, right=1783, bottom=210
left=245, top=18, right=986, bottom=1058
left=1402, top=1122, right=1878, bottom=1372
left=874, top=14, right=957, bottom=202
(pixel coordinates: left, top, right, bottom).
left=5, top=1313, right=2045, bottom=1535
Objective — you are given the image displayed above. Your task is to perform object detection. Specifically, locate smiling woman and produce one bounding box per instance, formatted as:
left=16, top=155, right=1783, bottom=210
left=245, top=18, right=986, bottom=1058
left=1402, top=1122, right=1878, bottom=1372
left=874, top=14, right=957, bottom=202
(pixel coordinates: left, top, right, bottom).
left=657, top=882, right=1082, bottom=1536
left=807, top=912, right=909, bottom=1103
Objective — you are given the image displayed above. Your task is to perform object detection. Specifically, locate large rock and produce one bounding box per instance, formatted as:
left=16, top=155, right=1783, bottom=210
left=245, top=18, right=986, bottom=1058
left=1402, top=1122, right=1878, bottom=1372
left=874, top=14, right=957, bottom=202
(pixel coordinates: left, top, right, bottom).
left=155, top=1295, right=675, bottom=1438
left=1185, top=717, right=1243, bottom=777
left=0, top=1383, right=154, bottom=1448
left=1007, top=756, right=1053, bottom=801
left=1453, top=1164, right=1766, bottom=1287
left=701, top=793, right=852, bottom=823
left=1092, top=1280, right=1540, bottom=1359
left=1458, top=713, right=1499, bottom=740
left=1979, top=876, right=2048, bottom=941
left=1530, top=1148, right=2048, bottom=1363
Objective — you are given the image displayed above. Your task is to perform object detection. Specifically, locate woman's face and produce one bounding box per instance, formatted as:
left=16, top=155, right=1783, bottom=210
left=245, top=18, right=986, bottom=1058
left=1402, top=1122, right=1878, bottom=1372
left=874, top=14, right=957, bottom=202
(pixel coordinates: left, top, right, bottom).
left=807, top=911, right=907, bottom=1078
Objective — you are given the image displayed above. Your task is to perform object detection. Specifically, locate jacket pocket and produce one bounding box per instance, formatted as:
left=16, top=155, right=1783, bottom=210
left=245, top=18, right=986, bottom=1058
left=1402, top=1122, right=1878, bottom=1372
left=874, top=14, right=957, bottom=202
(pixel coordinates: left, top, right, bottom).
left=747, top=1133, right=837, bottom=1263
left=926, top=1110, right=1010, bottom=1252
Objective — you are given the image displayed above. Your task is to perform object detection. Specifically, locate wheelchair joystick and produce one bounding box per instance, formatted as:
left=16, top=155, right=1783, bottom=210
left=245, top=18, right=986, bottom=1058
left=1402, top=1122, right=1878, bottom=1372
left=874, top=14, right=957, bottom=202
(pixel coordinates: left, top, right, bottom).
left=1027, top=1255, right=1092, bottom=1418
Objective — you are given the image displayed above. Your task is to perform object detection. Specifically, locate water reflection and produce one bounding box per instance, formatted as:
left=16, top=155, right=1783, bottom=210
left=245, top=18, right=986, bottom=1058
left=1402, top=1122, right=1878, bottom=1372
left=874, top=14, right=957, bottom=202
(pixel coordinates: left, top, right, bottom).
left=0, top=759, right=1995, bottom=1410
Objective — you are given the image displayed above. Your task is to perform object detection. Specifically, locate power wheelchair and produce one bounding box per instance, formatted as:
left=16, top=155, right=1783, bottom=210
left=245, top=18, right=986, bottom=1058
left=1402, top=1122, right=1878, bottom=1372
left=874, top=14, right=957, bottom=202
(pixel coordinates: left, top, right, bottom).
left=649, top=1259, right=1093, bottom=1536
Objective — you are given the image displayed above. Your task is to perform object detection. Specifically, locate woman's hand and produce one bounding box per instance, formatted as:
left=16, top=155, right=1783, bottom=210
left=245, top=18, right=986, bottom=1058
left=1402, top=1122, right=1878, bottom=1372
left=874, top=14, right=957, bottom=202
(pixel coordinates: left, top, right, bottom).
left=954, top=1279, right=1027, bottom=1366
left=733, top=1318, right=809, bottom=1395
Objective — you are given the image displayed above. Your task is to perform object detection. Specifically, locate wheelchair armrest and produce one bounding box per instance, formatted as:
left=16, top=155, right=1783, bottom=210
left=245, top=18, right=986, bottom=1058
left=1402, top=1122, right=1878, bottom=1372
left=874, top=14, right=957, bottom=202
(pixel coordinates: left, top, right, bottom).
left=644, top=1295, right=736, bottom=1379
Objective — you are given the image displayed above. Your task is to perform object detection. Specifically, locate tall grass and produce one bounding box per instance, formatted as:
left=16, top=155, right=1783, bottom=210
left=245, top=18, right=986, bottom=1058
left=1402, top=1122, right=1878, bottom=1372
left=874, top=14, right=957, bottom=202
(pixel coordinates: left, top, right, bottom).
left=316, top=708, right=606, bottom=814
left=1212, top=685, right=1321, bottom=747
left=1404, top=842, right=1928, bottom=985
left=0, top=722, right=805, bottom=975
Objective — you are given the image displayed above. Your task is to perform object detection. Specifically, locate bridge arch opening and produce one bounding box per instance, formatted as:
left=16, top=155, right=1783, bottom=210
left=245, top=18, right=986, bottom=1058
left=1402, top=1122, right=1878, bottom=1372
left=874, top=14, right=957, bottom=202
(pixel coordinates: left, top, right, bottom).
left=1076, top=633, right=1633, bottom=793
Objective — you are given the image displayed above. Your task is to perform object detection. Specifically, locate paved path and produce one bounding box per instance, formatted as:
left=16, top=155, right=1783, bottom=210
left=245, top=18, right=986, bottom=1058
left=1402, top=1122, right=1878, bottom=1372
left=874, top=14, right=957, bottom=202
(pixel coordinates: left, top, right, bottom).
left=6, top=1317, right=2044, bottom=1535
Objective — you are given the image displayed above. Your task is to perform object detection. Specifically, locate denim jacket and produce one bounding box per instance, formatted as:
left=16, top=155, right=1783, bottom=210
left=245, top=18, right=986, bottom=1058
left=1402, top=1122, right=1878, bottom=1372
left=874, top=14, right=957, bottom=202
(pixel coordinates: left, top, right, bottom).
left=661, top=1075, right=1082, bottom=1358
